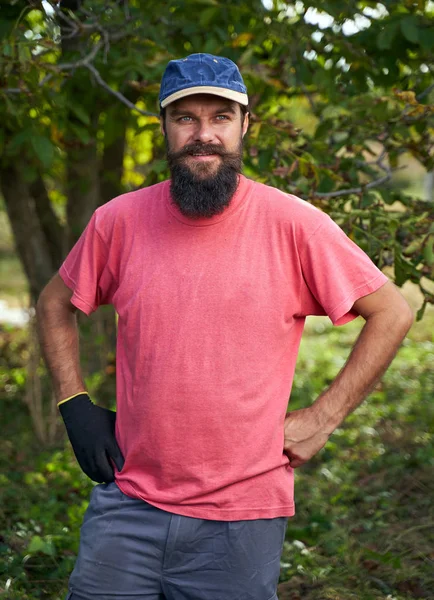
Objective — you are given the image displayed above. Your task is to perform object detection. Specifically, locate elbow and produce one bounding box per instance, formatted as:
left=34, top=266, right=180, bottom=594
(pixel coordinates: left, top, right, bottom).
left=36, top=286, right=49, bottom=318
left=366, top=296, right=414, bottom=338
left=36, top=275, right=76, bottom=320
left=36, top=284, right=56, bottom=318
left=403, top=304, right=414, bottom=332
left=395, top=299, right=414, bottom=336
left=386, top=285, right=415, bottom=335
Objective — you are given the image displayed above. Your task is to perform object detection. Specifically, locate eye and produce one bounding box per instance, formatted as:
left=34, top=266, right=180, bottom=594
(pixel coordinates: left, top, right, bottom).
left=177, top=116, right=193, bottom=123
left=216, top=115, right=230, bottom=121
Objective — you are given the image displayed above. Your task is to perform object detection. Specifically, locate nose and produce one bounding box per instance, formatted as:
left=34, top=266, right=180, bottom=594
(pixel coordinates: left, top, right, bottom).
left=193, top=120, right=215, bottom=144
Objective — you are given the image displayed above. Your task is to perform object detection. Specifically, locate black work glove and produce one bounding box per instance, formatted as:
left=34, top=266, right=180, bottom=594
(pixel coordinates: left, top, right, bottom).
left=59, top=393, right=124, bottom=483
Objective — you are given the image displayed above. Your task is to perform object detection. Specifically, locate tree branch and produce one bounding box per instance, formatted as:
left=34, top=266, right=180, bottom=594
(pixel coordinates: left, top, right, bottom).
left=309, top=78, right=434, bottom=200
left=312, top=172, right=392, bottom=199
left=39, top=7, right=158, bottom=117
left=416, top=83, right=434, bottom=102
left=312, top=151, right=393, bottom=199
left=84, top=63, right=158, bottom=117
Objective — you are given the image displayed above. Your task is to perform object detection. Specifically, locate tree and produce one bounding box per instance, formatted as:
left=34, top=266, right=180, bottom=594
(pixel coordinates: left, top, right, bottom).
left=0, top=0, right=433, bottom=313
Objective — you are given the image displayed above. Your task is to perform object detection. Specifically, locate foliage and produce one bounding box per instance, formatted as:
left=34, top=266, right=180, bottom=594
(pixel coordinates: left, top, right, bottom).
left=280, top=317, right=434, bottom=599
left=0, top=447, right=93, bottom=599
left=1, top=4, right=433, bottom=596
left=1, top=317, right=433, bottom=599
left=0, top=0, right=433, bottom=310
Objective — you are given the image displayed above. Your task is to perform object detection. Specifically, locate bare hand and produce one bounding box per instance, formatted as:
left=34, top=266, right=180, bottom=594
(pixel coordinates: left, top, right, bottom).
left=283, top=407, right=330, bottom=468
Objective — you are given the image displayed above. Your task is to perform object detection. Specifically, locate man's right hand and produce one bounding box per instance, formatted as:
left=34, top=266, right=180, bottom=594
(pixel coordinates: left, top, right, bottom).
left=58, top=393, right=125, bottom=483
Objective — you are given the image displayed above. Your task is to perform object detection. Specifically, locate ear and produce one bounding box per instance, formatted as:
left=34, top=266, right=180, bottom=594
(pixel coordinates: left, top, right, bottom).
left=242, top=112, right=249, bottom=138
left=160, top=117, right=166, bottom=137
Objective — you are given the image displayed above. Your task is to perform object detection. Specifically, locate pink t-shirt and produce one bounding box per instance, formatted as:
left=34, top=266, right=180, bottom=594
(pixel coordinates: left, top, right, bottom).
left=59, top=176, right=388, bottom=520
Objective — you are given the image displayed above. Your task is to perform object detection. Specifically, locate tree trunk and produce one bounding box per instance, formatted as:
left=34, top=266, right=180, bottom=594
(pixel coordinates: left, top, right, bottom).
left=65, top=125, right=101, bottom=245
left=60, top=0, right=102, bottom=245
left=0, top=163, right=57, bottom=302
left=30, top=174, right=65, bottom=266
left=99, top=88, right=138, bottom=205
left=99, top=126, right=128, bottom=206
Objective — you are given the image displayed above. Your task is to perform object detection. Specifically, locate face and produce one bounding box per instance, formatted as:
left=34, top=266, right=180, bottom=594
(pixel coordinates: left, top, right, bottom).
left=162, top=94, right=249, bottom=218
left=162, top=94, right=249, bottom=177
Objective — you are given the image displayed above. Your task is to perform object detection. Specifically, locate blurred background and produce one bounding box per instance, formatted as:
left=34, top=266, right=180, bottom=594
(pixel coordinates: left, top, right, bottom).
left=0, top=1, right=433, bottom=598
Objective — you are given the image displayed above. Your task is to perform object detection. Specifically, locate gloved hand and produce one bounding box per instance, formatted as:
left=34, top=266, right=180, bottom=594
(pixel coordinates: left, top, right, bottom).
left=58, top=393, right=124, bottom=483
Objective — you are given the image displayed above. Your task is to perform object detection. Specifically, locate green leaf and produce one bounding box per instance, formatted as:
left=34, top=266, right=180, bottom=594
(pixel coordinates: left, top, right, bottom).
left=258, top=148, right=273, bottom=171
left=30, top=135, right=55, bottom=169
left=423, top=236, right=434, bottom=266
left=403, top=238, right=423, bottom=256
left=18, top=45, right=31, bottom=64
left=69, top=103, right=91, bottom=126
left=317, top=173, right=335, bottom=193
left=150, top=159, right=168, bottom=174
left=312, top=69, right=333, bottom=92
left=418, top=28, right=434, bottom=50
left=70, top=123, right=92, bottom=145
left=416, top=300, right=427, bottom=321
left=401, top=16, right=419, bottom=44
left=9, top=128, right=33, bottom=151
left=370, top=101, right=389, bottom=121
left=2, top=42, right=12, bottom=56
left=377, top=22, right=399, bottom=50
left=394, top=249, right=419, bottom=287
left=199, top=7, right=220, bottom=27
left=315, top=118, right=334, bottom=140
left=27, top=535, right=56, bottom=557
left=0, top=21, right=12, bottom=43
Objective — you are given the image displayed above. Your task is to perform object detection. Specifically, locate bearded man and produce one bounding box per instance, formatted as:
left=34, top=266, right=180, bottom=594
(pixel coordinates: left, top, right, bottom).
left=37, top=53, right=413, bottom=600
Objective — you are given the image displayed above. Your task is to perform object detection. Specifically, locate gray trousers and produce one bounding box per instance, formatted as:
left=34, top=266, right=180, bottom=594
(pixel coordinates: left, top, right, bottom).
left=65, top=482, right=287, bottom=600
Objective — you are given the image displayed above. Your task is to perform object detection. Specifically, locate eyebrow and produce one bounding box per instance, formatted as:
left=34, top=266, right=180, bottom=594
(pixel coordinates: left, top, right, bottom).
left=168, top=104, right=238, bottom=118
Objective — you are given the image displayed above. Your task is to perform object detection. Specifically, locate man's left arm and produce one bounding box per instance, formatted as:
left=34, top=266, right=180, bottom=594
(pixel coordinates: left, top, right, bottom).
left=284, top=281, right=414, bottom=468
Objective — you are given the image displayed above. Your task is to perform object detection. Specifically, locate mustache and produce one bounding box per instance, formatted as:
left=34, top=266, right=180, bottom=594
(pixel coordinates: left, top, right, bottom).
left=167, top=143, right=238, bottom=162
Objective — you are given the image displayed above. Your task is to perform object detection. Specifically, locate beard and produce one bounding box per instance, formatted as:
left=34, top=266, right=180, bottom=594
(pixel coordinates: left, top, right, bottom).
left=167, top=138, right=244, bottom=219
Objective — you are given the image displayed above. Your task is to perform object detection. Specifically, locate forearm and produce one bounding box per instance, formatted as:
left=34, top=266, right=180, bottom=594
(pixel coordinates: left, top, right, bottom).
left=312, top=309, right=412, bottom=434
left=36, top=297, right=85, bottom=402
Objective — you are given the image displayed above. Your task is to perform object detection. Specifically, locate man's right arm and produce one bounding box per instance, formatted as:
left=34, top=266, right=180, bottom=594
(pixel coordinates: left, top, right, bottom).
left=36, top=273, right=124, bottom=482
left=36, top=273, right=86, bottom=402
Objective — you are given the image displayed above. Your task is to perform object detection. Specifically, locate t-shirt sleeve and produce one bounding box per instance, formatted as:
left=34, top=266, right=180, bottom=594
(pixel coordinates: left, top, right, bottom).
left=298, top=214, right=389, bottom=325
left=59, top=212, right=117, bottom=316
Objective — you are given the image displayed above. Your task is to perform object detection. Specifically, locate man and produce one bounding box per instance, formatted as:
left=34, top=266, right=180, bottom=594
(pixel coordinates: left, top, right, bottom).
left=37, top=54, right=413, bottom=600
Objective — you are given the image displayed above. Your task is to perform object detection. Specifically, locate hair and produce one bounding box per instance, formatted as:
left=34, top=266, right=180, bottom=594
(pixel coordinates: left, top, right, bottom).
left=160, top=102, right=250, bottom=131
left=240, top=103, right=250, bottom=120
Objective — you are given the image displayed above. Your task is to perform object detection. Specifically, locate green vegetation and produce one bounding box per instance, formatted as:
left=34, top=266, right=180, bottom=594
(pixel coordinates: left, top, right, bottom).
left=1, top=316, right=433, bottom=599
left=280, top=317, right=434, bottom=600
left=0, top=206, right=28, bottom=304
left=1, top=0, right=433, bottom=307
left=1, top=1, right=433, bottom=598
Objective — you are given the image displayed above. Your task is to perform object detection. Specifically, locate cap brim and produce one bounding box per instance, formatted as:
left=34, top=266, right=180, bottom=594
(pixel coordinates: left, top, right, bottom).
left=161, top=86, right=248, bottom=108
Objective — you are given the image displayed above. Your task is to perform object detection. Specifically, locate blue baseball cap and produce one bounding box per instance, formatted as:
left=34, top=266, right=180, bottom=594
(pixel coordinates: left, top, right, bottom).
left=159, top=53, right=248, bottom=109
